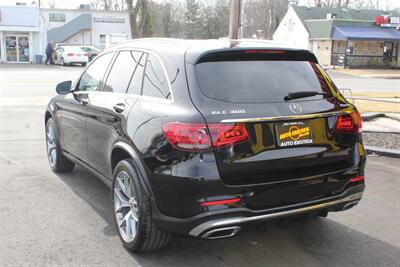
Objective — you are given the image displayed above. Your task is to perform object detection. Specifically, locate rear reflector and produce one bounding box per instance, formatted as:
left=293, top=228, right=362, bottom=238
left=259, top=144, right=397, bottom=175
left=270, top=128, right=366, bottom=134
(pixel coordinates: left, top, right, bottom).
left=350, top=175, right=365, bottom=182
left=200, top=198, right=241, bottom=207
left=335, top=111, right=362, bottom=133
left=162, top=122, right=249, bottom=151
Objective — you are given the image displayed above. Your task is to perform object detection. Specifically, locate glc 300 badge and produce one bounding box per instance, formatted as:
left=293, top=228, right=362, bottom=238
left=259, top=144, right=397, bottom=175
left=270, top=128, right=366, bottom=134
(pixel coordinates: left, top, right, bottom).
left=289, top=103, right=302, bottom=114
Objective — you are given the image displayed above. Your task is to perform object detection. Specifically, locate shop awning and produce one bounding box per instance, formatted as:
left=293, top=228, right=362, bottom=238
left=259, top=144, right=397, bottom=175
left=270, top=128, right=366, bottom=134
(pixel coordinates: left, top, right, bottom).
left=332, top=26, right=400, bottom=41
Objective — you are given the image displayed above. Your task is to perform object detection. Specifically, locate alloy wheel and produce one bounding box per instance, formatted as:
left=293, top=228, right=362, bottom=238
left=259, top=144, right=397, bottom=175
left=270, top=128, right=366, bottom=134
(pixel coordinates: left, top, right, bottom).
left=46, top=122, right=57, bottom=167
left=114, top=171, right=139, bottom=243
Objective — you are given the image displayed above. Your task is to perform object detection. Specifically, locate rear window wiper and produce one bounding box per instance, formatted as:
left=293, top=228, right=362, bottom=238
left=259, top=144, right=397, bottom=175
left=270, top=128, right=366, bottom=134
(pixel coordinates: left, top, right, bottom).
left=284, top=91, right=330, bottom=101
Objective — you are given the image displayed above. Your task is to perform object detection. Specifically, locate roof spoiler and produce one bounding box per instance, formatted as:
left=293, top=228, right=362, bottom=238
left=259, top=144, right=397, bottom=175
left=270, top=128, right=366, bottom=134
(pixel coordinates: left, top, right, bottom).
left=195, top=49, right=319, bottom=64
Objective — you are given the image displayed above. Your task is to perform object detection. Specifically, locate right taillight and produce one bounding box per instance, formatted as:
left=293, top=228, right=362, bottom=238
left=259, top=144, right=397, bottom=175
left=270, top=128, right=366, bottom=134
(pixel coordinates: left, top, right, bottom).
left=162, top=122, right=249, bottom=151
left=350, top=175, right=365, bottom=182
left=335, top=111, right=362, bottom=133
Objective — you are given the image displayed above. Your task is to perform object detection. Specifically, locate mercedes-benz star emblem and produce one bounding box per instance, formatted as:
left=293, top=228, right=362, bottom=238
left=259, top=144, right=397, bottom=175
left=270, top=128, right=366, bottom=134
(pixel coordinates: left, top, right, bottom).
left=289, top=103, right=302, bottom=114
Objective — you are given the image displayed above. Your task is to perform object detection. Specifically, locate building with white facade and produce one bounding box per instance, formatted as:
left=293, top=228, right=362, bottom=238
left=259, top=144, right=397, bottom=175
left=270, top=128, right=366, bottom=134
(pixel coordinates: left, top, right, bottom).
left=0, top=4, right=131, bottom=63
left=0, top=5, right=42, bottom=63
left=273, top=4, right=400, bottom=68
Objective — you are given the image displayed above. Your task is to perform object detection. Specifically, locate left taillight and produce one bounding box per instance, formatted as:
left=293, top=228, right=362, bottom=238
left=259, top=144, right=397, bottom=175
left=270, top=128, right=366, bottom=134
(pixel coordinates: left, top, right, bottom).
left=335, top=111, right=362, bottom=133
left=162, top=122, right=249, bottom=151
left=67, top=53, right=75, bottom=57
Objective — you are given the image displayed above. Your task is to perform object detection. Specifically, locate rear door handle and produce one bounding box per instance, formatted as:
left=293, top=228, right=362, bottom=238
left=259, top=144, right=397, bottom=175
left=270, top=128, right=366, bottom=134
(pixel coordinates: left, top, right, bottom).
left=113, top=103, right=126, bottom=113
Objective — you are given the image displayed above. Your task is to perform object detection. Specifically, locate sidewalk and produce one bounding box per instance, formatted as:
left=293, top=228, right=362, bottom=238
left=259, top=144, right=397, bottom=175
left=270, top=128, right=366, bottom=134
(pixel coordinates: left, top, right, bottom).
left=331, top=68, right=400, bottom=79
left=363, top=117, right=400, bottom=133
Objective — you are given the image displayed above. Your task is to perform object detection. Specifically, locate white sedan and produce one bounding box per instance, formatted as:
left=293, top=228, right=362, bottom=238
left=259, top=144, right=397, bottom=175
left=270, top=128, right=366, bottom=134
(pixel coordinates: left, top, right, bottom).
left=54, top=46, right=89, bottom=66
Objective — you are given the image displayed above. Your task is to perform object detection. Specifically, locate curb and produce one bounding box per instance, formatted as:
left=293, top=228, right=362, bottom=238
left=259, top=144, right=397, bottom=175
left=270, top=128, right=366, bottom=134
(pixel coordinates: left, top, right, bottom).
left=365, top=146, right=400, bottom=158
left=359, top=75, right=400, bottom=79
left=361, top=112, right=386, bottom=122
left=363, top=130, right=400, bottom=134
left=362, top=113, right=400, bottom=122
left=386, top=114, right=400, bottom=122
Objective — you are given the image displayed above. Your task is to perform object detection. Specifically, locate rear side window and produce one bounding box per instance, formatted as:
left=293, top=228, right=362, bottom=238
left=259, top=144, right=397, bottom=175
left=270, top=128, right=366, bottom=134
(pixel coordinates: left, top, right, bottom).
left=127, top=52, right=146, bottom=95
left=104, top=51, right=142, bottom=93
left=78, top=52, right=114, bottom=92
left=142, top=54, right=171, bottom=100
left=195, top=61, right=330, bottom=103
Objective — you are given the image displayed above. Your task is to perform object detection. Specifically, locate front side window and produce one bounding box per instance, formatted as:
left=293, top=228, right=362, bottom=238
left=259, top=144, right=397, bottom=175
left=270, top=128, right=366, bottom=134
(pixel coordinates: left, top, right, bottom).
left=104, top=51, right=143, bottom=94
left=78, top=53, right=114, bottom=92
left=142, top=54, right=171, bottom=99
left=49, top=13, right=65, bottom=22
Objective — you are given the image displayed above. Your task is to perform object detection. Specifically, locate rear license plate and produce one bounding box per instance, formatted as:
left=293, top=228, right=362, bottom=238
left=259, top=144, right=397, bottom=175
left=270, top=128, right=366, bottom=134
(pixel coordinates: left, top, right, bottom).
left=276, top=121, right=313, bottom=147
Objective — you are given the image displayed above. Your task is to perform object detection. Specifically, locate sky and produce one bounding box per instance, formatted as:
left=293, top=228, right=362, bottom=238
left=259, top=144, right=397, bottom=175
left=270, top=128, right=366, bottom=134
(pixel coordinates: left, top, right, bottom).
left=0, top=0, right=399, bottom=10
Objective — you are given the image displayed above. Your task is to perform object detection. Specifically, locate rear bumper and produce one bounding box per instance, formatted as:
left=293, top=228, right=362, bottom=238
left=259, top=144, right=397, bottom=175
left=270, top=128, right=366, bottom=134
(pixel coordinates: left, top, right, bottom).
left=153, top=184, right=364, bottom=238
left=189, top=190, right=362, bottom=238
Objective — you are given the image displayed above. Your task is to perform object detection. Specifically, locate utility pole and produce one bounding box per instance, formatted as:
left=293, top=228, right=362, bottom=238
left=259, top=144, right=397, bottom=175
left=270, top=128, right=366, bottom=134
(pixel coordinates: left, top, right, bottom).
left=229, top=0, right=241, bottom=40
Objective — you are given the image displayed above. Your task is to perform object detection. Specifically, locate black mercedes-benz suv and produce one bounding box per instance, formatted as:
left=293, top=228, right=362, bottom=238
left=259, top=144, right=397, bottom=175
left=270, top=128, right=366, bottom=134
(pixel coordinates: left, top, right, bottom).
left=45, top=39, right=365, bottom=252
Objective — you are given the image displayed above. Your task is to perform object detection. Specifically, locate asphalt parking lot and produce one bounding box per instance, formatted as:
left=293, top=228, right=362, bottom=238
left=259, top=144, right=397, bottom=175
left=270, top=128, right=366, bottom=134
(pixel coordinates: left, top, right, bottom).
left=0, top=65, right=399, bottom=266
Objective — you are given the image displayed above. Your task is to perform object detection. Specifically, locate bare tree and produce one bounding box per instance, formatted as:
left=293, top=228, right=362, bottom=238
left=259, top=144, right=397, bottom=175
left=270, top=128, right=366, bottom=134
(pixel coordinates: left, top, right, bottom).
left=126, top=0, right=152, bottom=38
left=91, top=0, right=126, bottom=11
left=242, top=0, right=288, bottom=40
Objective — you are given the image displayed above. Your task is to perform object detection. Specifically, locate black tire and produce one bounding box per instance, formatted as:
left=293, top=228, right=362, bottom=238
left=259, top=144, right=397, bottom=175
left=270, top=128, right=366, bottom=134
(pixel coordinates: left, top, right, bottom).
left=112, top=159, right=171, bottom=252
left=45, top=118, right=75, bottom=172
left=81, top=63, right=87, bottom=67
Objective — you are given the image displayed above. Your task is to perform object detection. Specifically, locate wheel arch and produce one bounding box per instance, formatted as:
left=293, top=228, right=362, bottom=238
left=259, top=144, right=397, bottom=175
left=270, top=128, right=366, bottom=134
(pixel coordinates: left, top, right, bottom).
left=45, top=110, right=52, bottom=124
left=111, top=142, right=153, bottom=197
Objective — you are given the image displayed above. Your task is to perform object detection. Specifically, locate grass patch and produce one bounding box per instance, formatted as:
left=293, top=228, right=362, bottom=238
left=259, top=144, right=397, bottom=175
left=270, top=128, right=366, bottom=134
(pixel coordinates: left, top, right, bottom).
left=353, top=100, right=400, bottom=113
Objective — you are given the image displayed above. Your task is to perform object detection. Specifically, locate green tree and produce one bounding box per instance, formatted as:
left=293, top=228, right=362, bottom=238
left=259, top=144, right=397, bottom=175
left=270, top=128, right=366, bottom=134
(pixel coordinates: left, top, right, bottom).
left=184, top=0, right=204, bottom=39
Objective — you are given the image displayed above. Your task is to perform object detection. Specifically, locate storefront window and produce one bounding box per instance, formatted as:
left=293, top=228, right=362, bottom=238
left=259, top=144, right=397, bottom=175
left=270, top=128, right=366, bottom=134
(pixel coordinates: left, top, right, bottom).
left=383, top=42, right=394, bottom=61
left=5, top=35, right=29, bottom=62
left=18, top=36, right=30, bottom=62
left=6, top=36, right=17, bottom=62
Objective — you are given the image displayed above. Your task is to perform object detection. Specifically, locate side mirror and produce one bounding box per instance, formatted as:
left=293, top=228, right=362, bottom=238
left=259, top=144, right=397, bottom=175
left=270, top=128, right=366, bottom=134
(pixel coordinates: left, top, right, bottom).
left=56, top=80, right=72, bottom=94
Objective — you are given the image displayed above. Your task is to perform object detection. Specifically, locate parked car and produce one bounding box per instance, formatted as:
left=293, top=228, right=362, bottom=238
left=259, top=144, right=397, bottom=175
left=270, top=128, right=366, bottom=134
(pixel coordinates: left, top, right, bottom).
left=45, top=39, right=365, bottom=252
left=80, top=46, right=101, bottom=61
left=54, top=45, right=88, bottom=66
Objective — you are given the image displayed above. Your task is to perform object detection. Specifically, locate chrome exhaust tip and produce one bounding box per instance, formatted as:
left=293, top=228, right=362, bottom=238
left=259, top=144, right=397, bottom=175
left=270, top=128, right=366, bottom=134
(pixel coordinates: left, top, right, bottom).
left=201, top=226, right=241, bottom=239
left=342, top=201, right=359, bottom=211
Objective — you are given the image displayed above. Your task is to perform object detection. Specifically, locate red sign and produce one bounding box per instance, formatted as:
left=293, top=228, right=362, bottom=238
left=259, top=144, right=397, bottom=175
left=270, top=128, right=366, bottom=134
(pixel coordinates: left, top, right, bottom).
left=376, top=15, right=400, bottom=27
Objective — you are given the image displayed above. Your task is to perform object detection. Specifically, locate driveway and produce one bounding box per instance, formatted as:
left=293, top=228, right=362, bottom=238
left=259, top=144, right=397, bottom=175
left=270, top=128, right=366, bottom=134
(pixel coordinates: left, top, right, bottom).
left=327, top=70, right=400, bottom=93
left=0, top=65, right=399, bottom=266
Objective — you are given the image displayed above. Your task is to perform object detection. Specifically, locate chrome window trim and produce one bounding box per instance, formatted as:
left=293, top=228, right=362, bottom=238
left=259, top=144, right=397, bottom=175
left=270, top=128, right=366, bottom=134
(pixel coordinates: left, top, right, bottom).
left=220, top=110, right=351, bottom=123
left=114, top=47, right=175, bottom=103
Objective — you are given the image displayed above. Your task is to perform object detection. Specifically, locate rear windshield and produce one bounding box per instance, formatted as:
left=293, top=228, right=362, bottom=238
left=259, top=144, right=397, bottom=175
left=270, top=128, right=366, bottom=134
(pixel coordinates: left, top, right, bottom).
left=195, top=61, right=331, bottom=103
